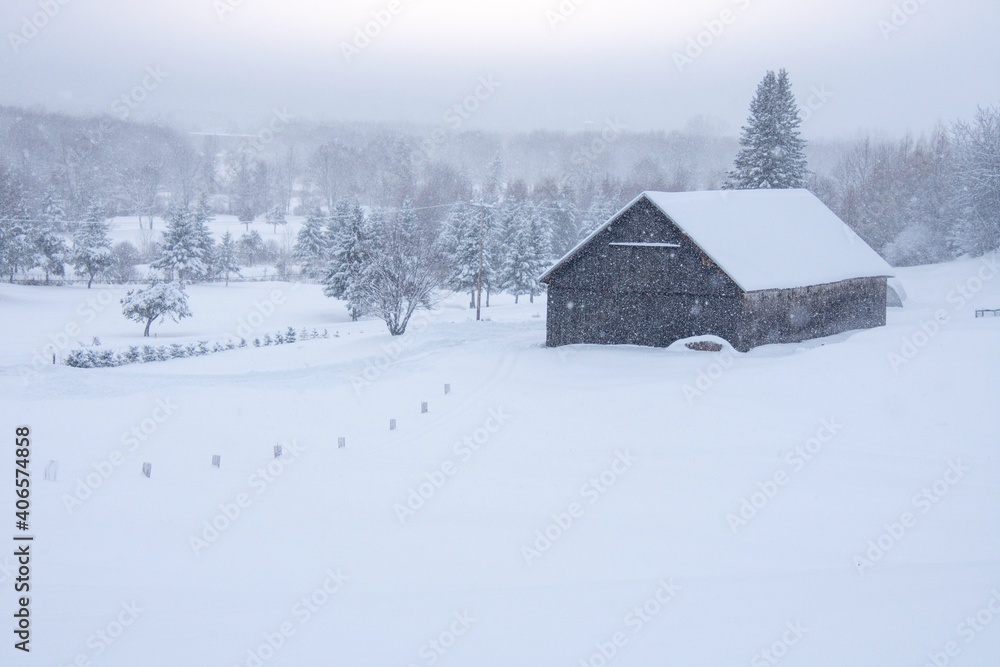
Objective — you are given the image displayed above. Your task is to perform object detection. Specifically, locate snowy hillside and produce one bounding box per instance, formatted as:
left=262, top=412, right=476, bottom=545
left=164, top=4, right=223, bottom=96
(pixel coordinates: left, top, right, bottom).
left=1, top=255, right=998, bottom=666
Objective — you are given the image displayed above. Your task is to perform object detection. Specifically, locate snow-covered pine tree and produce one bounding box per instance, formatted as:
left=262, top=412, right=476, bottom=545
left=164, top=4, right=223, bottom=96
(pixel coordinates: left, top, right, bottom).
left=726, top=69, right=808, bottom=190
left=499, top=204, right=551, bottom=304
left=324, top=199, right=357, bottom=239
left=0, top=220, right=35, bottom=283
left=266, top=205, right=288, bottom=234
left=293, top=208, right=331, bottom=278
left=152, top=204, right=208, bottom=282
left=475, top=200, right=504, bottom=308
left=238, top=230, right=265, bottom=266
left=30, top=219, right=68, bottom=284
left=40, top=189, right=67, bottom=231
left=499, top=207, right=530, bottom=304
left=438, top=202, right=482, bottom=308
left=191, top=194, right=216, bottom=278
left=70, top=203, right=114, bottom=288
left=323, top=203, right=371, bottom=321
left=121, top=281, right=192, bottom=337
left=543, top=181, right=579, bottom=258
left=579, top=193, right=617, bottom=240
left=525, top=210, right=552, bottom=304
left=216, top=231, right=241, bottom=286
left=0, top=167, right=34, bottom=282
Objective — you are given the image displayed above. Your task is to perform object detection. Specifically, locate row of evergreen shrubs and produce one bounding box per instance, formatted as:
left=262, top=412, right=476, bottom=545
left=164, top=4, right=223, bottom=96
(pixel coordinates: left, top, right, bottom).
left=65, top=327, right=331, bottom=368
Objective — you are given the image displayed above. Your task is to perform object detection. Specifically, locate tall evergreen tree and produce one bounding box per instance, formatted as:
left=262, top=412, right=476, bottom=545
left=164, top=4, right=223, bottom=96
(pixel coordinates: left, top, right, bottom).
left=215, top=231, right=241, bottom=286
left=0, top=221, right=33, bottom=283
left=30, top=219, right=68, bottom=284
left=152, top=204, right=208, bottom=281
left=0, top=167, right=31, bottom=282
left=500, top=211, right=533, bottom=304
left=542, top=181, right=579, bottom=258
left=524, top=210, right=552, bottom=303
left=438, top=202, right=482, bottom=308
left=191, top=194, right=216, bottom=277
left=70, top=204, right=114, bottom=288
left=579, top=193, right=617, bottom=240
left=726, top=69, right=808, bottom=190
left=294, top=208, right=331, bottom=278
left=40, top=189, right=67, bottom=232
left=324, top=205, right=372, bottom=321
left=478, top=200, right=503, bottom=308
left=238, top=230, right=265, bottom=266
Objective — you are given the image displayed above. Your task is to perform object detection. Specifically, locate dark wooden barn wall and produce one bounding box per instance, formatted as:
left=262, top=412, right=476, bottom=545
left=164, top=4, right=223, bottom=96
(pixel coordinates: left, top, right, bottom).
left=737, top=277, right=888, bottom=350
left=544, top=196, right=889, bottom=351
left=545, top=198, right=747, bottom=347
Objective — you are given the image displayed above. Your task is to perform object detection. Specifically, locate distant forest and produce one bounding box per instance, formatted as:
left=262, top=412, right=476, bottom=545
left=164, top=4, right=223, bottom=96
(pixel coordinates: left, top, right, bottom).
left=0, top=102, right=997, bottom=269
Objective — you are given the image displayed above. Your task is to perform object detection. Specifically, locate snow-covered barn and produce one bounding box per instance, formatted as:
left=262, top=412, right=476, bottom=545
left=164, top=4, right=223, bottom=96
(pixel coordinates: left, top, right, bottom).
left=539, top=189, right=894, bottom=352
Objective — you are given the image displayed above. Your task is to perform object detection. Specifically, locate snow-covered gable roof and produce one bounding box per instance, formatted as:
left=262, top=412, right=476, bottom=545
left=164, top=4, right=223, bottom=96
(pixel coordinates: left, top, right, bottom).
left=540, top=189, right=893, bottom=292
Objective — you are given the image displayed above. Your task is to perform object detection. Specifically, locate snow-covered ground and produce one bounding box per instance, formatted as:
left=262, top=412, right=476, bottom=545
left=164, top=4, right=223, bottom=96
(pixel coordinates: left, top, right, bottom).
left=0, top=256, right=998, bottom=666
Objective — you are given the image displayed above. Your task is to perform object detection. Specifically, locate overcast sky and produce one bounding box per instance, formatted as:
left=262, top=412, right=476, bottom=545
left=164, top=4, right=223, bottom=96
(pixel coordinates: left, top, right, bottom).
left=1, top=0, right=997, bottom=139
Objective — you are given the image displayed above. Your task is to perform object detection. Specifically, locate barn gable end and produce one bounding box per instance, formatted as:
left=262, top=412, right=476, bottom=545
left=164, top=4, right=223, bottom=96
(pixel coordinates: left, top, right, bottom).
left=542, top=196, right=745, bottom=348
left=541, top=190, right=893, bottom=351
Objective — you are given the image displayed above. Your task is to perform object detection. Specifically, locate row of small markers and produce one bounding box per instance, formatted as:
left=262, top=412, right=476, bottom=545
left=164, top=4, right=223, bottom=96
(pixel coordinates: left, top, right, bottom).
left=49, top=384, right=453, bottom=480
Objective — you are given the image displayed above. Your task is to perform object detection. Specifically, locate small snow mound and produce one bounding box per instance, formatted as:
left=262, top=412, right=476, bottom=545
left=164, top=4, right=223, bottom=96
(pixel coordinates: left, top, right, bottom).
left=667, top=335, right=738, bottom=353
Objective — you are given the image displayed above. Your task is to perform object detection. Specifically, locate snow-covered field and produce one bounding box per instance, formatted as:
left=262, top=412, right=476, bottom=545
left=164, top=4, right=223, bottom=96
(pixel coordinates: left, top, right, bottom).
left=1, top=256, right=999, bottom=666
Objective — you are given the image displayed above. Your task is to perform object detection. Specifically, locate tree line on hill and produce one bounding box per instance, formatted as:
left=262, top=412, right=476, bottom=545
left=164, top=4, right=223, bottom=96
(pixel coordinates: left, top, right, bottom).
left=0, top=82, right=998, bottom=296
